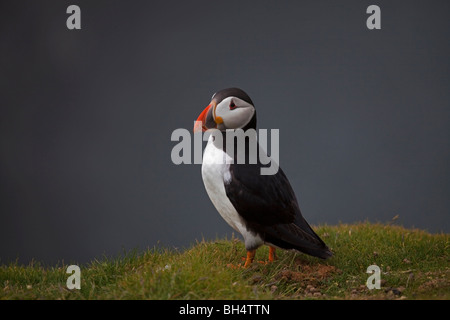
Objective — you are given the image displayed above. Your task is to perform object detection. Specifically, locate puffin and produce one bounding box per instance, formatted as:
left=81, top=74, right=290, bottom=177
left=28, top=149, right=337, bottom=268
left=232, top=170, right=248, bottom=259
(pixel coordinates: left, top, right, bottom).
left=194, top=88, right=332, bottom=267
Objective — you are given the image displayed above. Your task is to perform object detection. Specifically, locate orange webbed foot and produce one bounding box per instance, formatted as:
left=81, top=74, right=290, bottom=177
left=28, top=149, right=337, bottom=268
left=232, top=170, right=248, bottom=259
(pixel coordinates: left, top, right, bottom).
left=227, top=250, right=256, bottom=269
left=269, top=246, right=278, bottom=262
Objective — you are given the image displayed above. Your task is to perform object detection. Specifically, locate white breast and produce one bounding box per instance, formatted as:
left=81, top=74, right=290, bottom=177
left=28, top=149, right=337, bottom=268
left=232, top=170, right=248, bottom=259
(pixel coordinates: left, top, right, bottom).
left=201, top=136, right=263, bottom=250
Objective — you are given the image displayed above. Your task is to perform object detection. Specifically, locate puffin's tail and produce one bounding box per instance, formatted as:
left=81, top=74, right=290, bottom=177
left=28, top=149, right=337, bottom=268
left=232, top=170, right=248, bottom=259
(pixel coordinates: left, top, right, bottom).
left=264, top=219, right=333, bottom=259
left=294, top=218, right=333, bottom=259
left=295, top=240, right=333, bottom=260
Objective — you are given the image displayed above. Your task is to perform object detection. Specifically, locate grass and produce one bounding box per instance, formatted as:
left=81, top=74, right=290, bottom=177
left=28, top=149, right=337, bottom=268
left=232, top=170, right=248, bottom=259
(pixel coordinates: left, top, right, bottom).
left=1, top=222, right=449, bottom=300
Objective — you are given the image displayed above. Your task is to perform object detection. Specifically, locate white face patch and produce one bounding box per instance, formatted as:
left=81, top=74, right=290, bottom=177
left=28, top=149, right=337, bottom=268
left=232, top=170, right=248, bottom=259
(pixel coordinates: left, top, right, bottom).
left=214, top=97, right=255, bottom=130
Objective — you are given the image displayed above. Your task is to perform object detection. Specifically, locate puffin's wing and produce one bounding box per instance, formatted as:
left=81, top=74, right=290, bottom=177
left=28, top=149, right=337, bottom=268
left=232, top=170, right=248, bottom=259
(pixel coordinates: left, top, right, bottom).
left=224, top=163, right=332, bottom=258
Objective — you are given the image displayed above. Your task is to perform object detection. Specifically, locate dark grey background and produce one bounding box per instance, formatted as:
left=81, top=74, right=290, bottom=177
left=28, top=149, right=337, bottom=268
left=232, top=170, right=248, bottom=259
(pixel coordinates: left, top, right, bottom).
left=1, top=1, right=449, bottom=265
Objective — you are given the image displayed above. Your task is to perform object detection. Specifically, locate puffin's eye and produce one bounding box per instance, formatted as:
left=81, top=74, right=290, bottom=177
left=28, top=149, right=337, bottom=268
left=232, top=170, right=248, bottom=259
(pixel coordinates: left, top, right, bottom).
left=229, top=101, right=237, bottom=110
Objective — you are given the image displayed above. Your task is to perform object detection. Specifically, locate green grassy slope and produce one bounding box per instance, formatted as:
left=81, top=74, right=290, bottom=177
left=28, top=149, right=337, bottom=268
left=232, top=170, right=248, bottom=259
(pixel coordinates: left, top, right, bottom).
left=1, top=223, right=448, bottom=300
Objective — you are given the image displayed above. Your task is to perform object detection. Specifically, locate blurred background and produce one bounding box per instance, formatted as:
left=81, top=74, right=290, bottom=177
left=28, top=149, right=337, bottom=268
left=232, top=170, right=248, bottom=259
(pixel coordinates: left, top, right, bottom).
left=1, top=0, right=449, bottom=265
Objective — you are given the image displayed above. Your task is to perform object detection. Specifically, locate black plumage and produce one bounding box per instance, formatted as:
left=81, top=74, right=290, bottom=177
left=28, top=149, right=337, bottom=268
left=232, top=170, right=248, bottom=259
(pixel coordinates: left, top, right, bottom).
left=224, top=138, right=332, bottom=259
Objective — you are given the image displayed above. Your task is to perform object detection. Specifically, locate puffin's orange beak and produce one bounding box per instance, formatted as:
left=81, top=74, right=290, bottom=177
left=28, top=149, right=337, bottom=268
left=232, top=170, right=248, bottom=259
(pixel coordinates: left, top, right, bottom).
left=194, top=99, right=223, bottom=133
left=194, top=100, right=224, bottom=132
left=193, top=104, right=212, bottom=133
